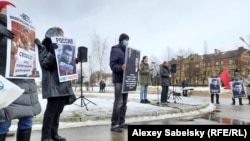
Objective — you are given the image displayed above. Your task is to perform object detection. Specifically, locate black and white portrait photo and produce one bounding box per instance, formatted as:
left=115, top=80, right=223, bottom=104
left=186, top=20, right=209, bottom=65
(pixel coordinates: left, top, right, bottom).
left=208, top=78, right=221, bottom=94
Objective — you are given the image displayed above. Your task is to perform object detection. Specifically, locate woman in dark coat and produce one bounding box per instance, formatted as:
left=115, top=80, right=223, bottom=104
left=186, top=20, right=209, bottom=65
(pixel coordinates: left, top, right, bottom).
left=36, top=27, right=75, bottom=141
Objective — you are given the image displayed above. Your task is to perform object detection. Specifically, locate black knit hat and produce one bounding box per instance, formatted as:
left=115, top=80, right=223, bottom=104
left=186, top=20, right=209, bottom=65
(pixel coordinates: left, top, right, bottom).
left=119, top=33, right=129, bottom=43
left=234, top=69, right=239, bottom=73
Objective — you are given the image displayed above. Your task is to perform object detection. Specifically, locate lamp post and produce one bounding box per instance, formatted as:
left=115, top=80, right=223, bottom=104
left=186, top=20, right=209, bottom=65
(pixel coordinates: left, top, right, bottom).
left=239, top=37, right=250, bottom=76
left=239, top=37, right=250, bottom=48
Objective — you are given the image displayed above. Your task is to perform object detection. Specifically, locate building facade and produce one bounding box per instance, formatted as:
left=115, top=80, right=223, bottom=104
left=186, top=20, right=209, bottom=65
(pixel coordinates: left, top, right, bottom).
left=168, top=47, right=250, bottom=86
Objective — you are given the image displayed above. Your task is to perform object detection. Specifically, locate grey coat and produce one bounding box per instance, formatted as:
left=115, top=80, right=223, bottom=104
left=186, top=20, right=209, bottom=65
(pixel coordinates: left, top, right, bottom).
left=0, top=37, right=41, bottom=121
left=38, top=42, right=75, bottom=99
left=160, top=65, right=171, bottom=86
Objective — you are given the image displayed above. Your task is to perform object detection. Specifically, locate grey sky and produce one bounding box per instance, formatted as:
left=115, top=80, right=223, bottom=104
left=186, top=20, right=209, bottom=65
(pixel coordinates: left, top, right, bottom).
left=11, top=0, right=250, bottom=62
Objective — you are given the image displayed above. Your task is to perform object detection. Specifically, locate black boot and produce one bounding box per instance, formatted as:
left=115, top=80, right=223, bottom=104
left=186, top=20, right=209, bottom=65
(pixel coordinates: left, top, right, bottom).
left=52, top=136, right=66, bottom=141
left=17, top=128, right=31, bottom=141
left=211, top=94, right=214, bottom=103
left=216, top=94, right=220, bottom=104
left=239, top=98, right=243, bottom=105
left=51, top=116, right=66, bottom=141
left=231, top=98, right=235, bottom=105
left=248, top=95, right=250, bottom=105
left=0, top=134, right=6, bottom=141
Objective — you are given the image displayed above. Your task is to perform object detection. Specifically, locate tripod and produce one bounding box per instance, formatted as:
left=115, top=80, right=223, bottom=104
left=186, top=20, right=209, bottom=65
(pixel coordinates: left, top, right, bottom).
left=75, top=60, right=97, bottom=110
left=170, top=73, right=181, bottom=103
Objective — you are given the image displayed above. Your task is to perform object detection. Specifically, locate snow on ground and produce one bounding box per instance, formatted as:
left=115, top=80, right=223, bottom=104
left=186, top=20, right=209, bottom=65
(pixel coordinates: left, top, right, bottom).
left=10, top=86, right=216, bottom=131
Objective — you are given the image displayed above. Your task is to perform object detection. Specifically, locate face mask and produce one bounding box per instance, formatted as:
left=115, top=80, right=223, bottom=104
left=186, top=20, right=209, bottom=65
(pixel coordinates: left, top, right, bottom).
left=123, top=40, right=129, bottom=47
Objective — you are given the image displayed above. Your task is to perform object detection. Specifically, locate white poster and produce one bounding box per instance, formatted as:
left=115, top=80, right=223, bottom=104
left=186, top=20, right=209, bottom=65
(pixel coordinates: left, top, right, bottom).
left=5, top=7, right=40, bottom=79
left=51, top=37, right=78, bottom=82
left=0, top=75, right=24, bottom=109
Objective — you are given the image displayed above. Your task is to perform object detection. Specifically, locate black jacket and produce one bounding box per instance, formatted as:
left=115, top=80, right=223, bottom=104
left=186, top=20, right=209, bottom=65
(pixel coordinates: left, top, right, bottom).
left=38, top=40, right=75, bottom=99
left=109, top=43, right=126, bottom=83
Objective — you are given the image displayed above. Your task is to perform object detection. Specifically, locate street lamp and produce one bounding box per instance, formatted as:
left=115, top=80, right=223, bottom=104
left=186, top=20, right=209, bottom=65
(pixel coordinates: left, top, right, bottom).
left=239, top=37, right=250, bottom=48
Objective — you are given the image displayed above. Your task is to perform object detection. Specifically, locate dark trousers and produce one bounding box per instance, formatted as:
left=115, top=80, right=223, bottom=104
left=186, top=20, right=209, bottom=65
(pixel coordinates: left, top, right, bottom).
left=111, top=83, right=128, bottom=128
left=183, top=90, right=188, bottom=97
left=41, top=96, right=68, bottom=139
left=161, top=86, right=169, bottom=102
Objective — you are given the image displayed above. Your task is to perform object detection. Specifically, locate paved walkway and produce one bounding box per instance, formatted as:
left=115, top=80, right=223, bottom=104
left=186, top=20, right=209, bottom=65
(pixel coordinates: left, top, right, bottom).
left=6, top=93, right=250, bottom=141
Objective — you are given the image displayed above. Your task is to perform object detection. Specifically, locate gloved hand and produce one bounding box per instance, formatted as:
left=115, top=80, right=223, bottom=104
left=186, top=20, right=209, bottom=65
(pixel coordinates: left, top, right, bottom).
left=0, top=24, right=15, bottom=39
left=49, top=43, right=58, bottom=55
left=34, top=38, right=44, bottom=50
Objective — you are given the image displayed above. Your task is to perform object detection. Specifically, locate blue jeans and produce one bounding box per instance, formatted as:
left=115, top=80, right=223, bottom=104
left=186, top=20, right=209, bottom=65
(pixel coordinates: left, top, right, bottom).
left=161, top=85, right=169, bottom=102
left=140, top=85, right=148, bottom=99
left=0, top=116, right=33, bottom=135
left=111, top=83, right=128, bottom=128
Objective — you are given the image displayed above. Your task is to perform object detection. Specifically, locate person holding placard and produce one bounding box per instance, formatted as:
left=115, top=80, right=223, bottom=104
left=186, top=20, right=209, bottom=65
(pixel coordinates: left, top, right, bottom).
left=0, top=2, right=41, bottom=141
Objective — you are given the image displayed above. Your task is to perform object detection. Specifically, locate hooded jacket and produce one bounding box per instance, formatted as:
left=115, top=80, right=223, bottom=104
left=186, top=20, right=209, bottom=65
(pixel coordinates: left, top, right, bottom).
left=0, top=14, right=41, bottom=121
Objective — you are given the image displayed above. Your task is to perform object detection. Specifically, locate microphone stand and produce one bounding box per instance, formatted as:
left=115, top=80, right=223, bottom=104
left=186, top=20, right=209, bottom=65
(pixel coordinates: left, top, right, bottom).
left=151, top=62, right=160, bottom=104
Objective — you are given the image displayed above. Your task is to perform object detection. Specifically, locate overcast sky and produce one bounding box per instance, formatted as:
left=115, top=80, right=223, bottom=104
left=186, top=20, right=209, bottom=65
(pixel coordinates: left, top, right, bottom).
left=10, top=0, right=250, bottom=62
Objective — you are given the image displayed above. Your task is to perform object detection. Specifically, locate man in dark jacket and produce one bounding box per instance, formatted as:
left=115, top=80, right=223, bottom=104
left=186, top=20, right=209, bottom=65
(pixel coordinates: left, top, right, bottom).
left=109, top=33, right=129, bottom=132
left=35, top=27, right=76, bottom=141
left=230, top=69, right=243, bottom=105
left=160, top=61, right=171, bottom=103
left=0, top=2, right=41, bottom=141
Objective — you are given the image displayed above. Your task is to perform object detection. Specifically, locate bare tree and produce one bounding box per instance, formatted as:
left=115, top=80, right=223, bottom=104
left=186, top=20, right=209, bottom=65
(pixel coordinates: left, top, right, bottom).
left=91, top=32, right=110, bottom=81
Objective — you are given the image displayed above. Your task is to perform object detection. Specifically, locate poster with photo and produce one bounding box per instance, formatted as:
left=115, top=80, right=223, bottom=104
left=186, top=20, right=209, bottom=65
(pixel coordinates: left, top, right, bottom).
left=230, top=80, right=246, bottom=98
left=208, top=78, right=221, bottom=94
left=5, top=7, right=40, bottom=79
left=51, top=37, right=78, bottom=82
left=122, top=47, right=140, bottom=93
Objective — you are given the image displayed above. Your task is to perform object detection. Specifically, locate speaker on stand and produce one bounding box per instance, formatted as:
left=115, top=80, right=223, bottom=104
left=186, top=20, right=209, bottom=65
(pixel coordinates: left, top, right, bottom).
left=170, top=64, right=181, bottom=103
left=75, top=46, right=97, bottom=110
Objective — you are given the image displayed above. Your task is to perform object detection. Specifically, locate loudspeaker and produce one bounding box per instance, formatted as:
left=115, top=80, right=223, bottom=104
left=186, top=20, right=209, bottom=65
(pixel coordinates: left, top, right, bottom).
left=170, top=64, right=176, bottom=73
left=77, top=46, right=88, bottom=62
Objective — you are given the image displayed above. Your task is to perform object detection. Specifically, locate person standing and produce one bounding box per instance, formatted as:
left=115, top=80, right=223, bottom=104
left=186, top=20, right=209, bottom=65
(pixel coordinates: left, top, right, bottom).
left=99, top=80, right=103, bottom=93
left=0, top=1, right=41, bottom=141
left=138, top=56, right=151, bottom=103
left=181, top=77, right=188, bottom=97
left=102, top=81, right=106, bottom=93
left=209, top=73, right=220, bottom=104
left=244, top=75, right=250, bottom=105
left=160, top=61, right=171, bottom=103
left=35, top=27, right=76, bottom=141
left=230, top=69, right=243, bottom=105
left=109, top=33, right=129, bottom=132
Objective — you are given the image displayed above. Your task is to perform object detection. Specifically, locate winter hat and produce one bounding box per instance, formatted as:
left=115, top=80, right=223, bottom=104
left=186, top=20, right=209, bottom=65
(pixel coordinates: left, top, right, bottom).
left=234, top=69, right=239, bottom=73
left=45, top=27, right=64, bottom=38
left=119, top=33, right=129, bottom=43
left=0, top=1, right=15, bottom=10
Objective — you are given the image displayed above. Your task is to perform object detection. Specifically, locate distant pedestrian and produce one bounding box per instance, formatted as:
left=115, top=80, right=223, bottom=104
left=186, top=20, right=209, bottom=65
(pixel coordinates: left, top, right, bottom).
left=181, top=77, right=188, bottom=97
left=100, top=80, right=106, bottom=93
left=138, top=56, right=151, bottom=104
left=99, top=80, right=103, bottom=93
left=160, top=61, right=171, bottom=103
